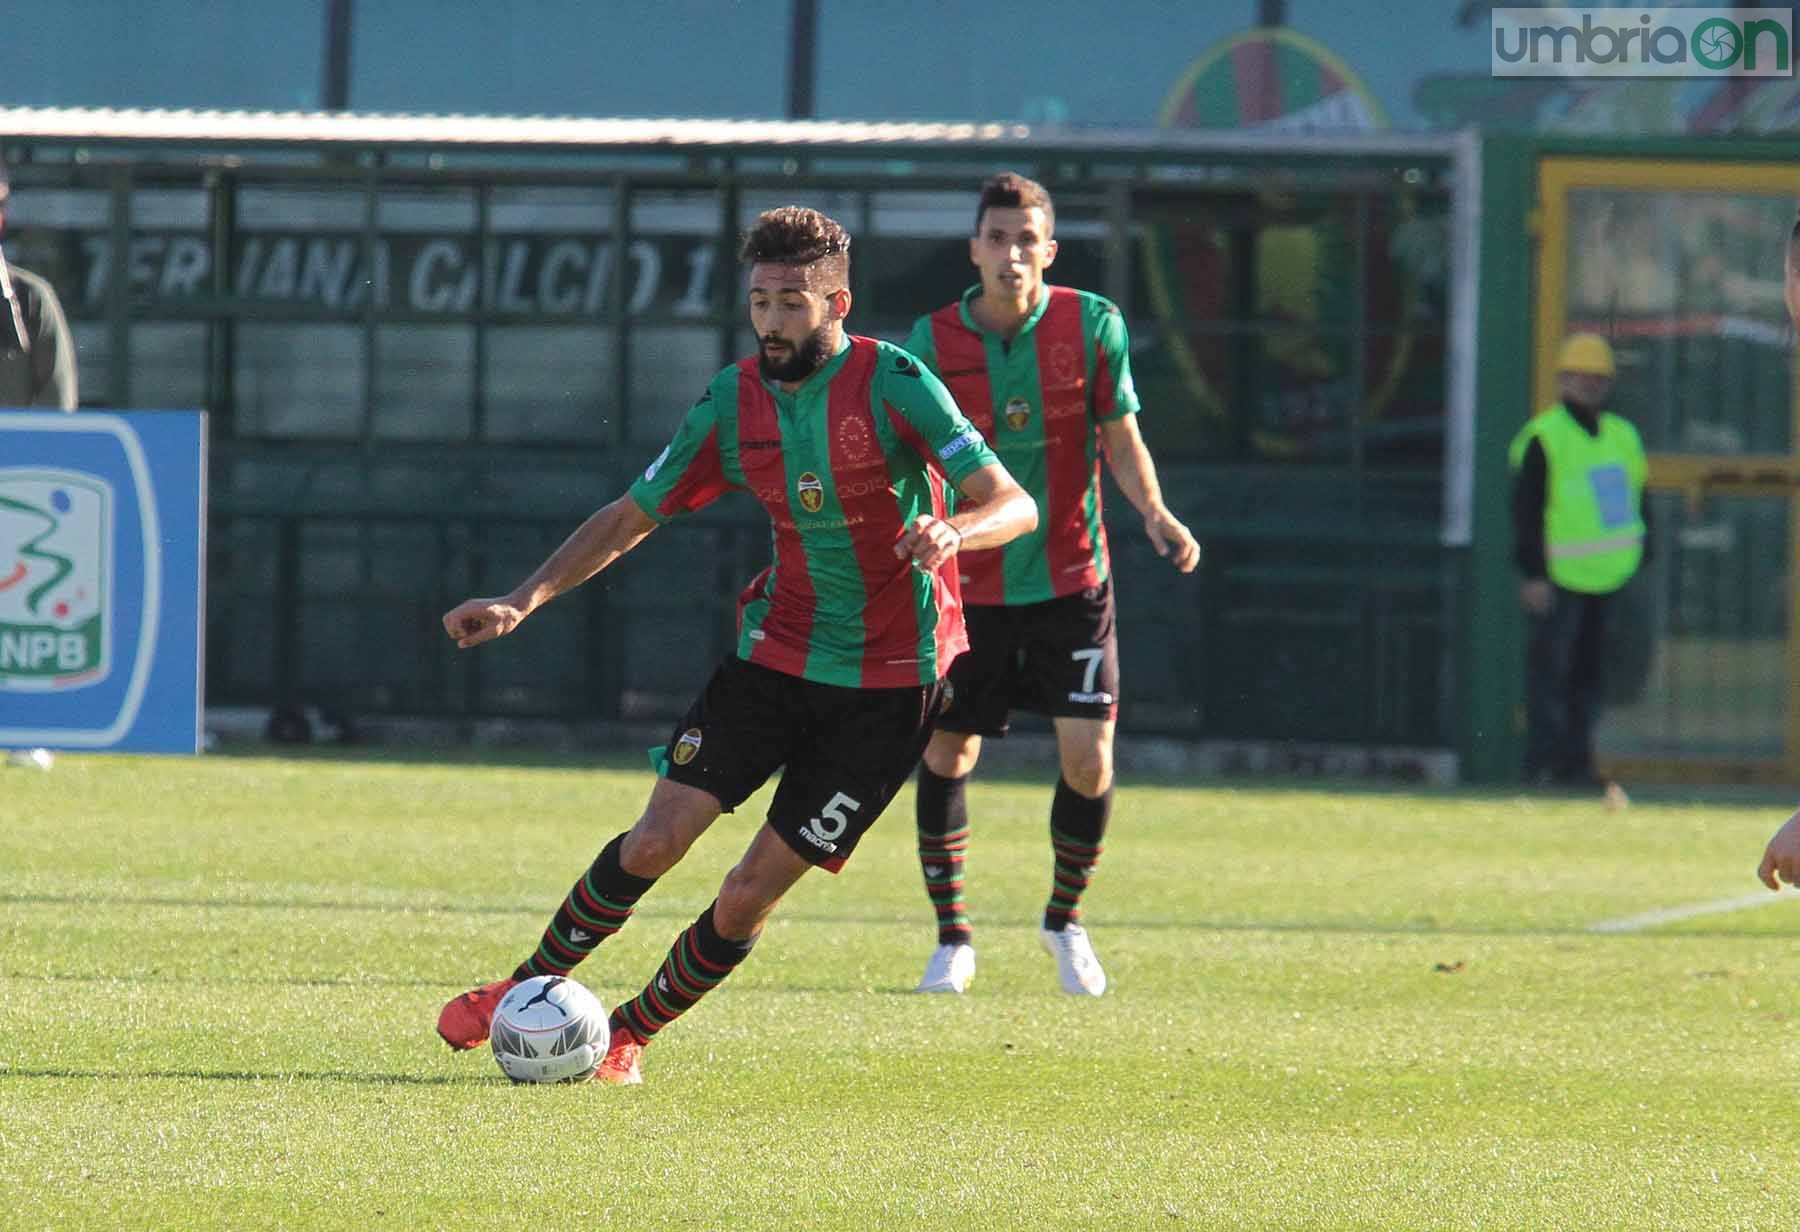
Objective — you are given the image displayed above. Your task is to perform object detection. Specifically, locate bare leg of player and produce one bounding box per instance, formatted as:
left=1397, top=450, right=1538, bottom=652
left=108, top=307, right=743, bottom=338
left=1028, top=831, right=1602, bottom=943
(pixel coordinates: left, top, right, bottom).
left=435, top=778, right=721, bottom=1051
left=599, top=823, right=811, bottom=1084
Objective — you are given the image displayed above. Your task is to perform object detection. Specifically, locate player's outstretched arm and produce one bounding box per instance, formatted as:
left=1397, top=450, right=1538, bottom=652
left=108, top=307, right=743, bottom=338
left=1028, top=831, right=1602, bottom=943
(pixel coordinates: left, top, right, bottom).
left=1757, top=808, right=1800, bottom=890
left=894, top=462, right=1037, bottom=572
left=1099, top=415, right=1199, bottom=572
left=443, top=494, right=659, bottom=649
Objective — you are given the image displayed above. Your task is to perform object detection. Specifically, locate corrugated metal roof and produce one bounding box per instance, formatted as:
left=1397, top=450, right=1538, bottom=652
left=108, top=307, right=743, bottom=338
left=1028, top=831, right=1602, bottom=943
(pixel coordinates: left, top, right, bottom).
left=0, top=106, right=1461, bottom=158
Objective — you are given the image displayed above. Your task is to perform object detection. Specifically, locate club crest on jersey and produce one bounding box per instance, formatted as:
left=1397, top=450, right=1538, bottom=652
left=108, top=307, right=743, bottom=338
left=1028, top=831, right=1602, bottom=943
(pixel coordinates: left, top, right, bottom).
left=671, top=727, right=703, bottom=766
left=1004, top=397, right=1032, bottom=431
left=837, top=414, right=876, bottom=464
left=1045, top=341, right=1083, bottom=386
left=796, top=471, right=825, bottom=513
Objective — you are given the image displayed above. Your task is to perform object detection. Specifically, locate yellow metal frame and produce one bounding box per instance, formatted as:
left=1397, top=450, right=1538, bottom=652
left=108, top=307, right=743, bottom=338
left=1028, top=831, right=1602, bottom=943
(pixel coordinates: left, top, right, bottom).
left=1535, top=157, right=1800, bottom=778
left=1533, top=158, right=1800, bottom=410
left=1601, top=756, right=1791, bottom=785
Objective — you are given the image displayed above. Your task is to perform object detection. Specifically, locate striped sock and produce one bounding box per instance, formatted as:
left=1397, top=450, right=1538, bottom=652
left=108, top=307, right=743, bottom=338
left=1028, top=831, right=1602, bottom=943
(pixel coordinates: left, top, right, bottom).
left=514, top=833, right=656, bottom=980
left=916, top=766, right=972, bottom=946
left=612, top=902, right=754, bottom=1040
left=1044, top=777, right=1112, bottom=932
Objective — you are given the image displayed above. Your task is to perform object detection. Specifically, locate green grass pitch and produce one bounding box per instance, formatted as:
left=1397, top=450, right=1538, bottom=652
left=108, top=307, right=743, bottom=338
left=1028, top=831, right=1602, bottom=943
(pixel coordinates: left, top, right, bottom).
left=4, top=749, right=1800, bottom=1230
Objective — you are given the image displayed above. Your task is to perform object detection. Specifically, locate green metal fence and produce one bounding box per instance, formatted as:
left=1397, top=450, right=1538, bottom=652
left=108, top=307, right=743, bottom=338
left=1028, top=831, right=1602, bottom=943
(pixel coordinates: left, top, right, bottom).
left=2, top=117, right=1461, bottom=745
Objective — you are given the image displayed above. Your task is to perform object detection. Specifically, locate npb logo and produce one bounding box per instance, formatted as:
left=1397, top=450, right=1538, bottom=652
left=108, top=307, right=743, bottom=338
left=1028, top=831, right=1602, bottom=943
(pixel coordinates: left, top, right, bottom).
left=0, top=469, right=113, bottom=691
left=0, top=411, right=203, bottom=754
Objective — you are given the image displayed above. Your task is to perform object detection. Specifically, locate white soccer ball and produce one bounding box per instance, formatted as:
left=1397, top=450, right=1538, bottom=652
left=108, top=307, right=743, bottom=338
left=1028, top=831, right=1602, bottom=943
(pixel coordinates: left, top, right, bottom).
left=489, top=975, right=610, bottom=1084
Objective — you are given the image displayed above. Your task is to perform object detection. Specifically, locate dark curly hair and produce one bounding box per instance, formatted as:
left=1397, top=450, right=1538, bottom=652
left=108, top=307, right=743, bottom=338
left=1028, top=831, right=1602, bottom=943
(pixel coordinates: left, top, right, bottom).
left=739, top=206, right=852, bottom=286
left=974, top=171, right=1055, bottom=236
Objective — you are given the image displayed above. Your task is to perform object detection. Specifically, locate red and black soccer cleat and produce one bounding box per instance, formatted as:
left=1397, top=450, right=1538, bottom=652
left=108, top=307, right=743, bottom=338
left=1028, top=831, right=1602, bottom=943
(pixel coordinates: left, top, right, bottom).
left=594, top=1023, right=647, bottom=1085
left=435, top=977, right=518, bottom=1050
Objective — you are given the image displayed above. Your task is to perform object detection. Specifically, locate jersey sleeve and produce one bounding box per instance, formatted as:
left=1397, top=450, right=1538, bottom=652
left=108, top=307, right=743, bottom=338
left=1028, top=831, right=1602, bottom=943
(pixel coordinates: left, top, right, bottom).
left=1090, top=297, right=1141, bottom=422
left=628, top=380, right=735, bottom=523
left=902, top=314, right=941, bottom=376
left=878, top=344, right=999, bottom=485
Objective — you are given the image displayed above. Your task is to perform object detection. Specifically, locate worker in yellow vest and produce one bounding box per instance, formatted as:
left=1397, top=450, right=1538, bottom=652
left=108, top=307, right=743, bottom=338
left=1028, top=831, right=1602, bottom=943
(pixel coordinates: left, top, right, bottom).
left=1508, top=333, right=1647, bottom=787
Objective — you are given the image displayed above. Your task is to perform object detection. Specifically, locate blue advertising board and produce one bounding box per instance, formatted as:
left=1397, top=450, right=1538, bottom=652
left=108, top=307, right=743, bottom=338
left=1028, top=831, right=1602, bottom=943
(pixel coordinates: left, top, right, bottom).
left=0, top=411, right=206, bottom=753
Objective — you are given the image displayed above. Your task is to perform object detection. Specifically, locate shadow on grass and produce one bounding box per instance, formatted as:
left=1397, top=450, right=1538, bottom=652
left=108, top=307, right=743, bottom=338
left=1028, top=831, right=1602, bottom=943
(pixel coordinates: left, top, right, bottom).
left=197, top=742, right=1800, bottom=808
left=5, top=906, right=1796, bottom=964
left=0, top=1067, right=492, bottom=1086
left=0, top=892, right=693, bottom=922
left=206, top=743, right=652, bottom=775
left=14, top=971, right=458, bottom=988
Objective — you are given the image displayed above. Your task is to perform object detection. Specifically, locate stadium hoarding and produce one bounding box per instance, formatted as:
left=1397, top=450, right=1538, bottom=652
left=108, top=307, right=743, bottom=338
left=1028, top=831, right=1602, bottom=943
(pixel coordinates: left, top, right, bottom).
left=0, top=410, right=206, bottom=753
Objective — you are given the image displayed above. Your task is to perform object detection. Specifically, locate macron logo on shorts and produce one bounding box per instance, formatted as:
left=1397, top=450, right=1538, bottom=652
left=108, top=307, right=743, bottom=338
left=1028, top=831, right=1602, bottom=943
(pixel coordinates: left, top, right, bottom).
left=796, top=827, right=838, bottom=854
left=1068, top=690, right=1115, bottom=705
left=938, top=430, right=981, bottom=462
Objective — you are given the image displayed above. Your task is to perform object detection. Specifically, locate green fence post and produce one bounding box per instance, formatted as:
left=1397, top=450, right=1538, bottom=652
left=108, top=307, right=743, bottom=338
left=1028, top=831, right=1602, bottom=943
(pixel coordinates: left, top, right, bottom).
left=1458, top=133, right=1538, bottom=783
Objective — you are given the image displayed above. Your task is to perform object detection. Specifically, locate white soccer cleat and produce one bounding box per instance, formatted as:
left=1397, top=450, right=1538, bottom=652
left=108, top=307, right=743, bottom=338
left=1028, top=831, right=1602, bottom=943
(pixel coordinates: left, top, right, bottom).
left=914, top=942, right=976, bottom=994
left=5, top=748, right=54, bottom=771
left=1039, top=924, right=1107, bottom=996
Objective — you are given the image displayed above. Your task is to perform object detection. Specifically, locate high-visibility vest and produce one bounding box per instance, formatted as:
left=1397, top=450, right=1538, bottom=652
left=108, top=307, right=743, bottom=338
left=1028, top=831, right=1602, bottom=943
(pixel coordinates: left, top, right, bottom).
left=1508, top=403, right=1646, bottom=594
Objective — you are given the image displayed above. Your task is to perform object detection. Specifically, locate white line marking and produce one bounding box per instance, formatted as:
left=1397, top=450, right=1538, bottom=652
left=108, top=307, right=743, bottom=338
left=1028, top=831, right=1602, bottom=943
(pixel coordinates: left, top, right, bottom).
left=1590, top=892, right=1795, bottom=934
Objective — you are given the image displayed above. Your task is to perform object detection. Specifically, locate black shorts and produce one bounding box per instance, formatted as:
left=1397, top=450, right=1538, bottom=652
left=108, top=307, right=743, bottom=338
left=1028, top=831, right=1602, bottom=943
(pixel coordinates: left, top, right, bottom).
left=657, top=656, right=947, bottom=873
left=936, top=580, right=1119, bottom=738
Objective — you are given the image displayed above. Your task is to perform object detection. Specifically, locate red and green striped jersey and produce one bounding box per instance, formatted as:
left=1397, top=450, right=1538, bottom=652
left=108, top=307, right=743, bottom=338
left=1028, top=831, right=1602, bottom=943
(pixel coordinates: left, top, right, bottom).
left=628, top=335, right=999, bottom=689
left=906, top=285, right=1140, bottom=606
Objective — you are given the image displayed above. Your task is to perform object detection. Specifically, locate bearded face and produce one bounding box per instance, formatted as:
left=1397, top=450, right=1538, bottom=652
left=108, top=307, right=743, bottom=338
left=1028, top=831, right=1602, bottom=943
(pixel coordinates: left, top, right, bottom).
left=748, top=260, right=848, bottom=386
left=756, top=321, right=835, bottom=384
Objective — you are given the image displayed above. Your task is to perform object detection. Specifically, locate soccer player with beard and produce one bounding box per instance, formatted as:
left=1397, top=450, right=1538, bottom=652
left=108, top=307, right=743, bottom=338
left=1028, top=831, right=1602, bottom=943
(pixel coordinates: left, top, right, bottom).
left=434, top=206, right=1036, bottom=1083
left=902, top=172, right=1200, bottom=998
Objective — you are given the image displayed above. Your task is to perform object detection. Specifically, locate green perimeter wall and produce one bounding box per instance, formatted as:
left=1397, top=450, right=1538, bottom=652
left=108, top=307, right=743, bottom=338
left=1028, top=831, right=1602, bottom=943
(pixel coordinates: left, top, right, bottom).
left=0, top=128, right=1459, bottom=754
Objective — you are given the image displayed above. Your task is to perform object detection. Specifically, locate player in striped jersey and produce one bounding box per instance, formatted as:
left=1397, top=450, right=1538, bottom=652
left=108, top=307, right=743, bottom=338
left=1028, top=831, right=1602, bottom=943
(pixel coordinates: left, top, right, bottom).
left=906, top=173, right=1200, bottom=997
left=434, top=206, right=1036, bottom=1083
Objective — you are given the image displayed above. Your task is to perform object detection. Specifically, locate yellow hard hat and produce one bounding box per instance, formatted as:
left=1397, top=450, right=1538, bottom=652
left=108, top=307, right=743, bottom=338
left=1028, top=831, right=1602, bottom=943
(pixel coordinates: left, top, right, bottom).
left=1557, top=333, right=1615, bottom=377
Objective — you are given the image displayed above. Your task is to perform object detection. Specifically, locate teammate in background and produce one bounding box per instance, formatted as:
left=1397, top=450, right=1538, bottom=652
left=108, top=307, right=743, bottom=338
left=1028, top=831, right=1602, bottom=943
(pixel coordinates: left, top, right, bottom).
left=435, top=207, right=1035, bottom=1083
left=0, top=153, right=80, bottom=774
left=1509, top=333, right=1647, bottom=792
left=902, top=172, right=1199, bottom=997
left=1755, top=213, right=1800, bottom=892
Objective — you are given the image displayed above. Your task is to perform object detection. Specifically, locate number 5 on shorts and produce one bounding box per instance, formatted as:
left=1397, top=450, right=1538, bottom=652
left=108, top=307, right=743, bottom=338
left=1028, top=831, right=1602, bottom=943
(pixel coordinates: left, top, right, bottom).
left=1071, top=647, right=1104, bottom=695
left=808, top=791, right=863, bottom=842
